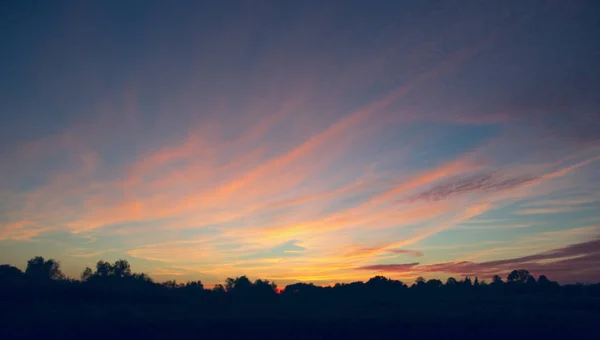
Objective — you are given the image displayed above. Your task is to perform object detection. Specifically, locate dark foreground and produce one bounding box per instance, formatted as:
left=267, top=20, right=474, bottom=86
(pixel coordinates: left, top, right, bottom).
left=2, top=320, right=598, bottom=340
left=2, top=298, right=598, bottom=339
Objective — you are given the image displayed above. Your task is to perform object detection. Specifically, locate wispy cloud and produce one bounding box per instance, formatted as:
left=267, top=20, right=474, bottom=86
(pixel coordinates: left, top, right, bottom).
left=516, top=206, right=594, bottom=215
left=522, top=195, right=600, bottom=208
left=356, top=263, right=420, bottom=272
left=387, top=249, right=424, bottom=257
left=401, top=171, right=537, bottom=203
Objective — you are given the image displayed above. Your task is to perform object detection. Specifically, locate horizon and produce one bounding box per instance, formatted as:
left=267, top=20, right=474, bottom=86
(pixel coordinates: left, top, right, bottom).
left=2, top=255, right=589, bottom=287
left=2, top=1, right=600, bottom=287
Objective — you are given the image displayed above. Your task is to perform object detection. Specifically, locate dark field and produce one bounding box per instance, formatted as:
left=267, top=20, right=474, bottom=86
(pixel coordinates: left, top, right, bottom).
left=2, top=284, right=599, bottom=339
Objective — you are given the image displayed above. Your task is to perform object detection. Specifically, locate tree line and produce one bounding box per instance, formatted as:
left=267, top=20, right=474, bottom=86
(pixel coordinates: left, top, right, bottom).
left=2, top=256, right=598, bottom=302
left=2, top=254, right=600, bottom=340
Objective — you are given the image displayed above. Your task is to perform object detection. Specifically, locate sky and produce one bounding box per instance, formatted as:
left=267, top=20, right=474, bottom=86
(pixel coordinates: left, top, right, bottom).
left=1, top=0, right=600, bottom=286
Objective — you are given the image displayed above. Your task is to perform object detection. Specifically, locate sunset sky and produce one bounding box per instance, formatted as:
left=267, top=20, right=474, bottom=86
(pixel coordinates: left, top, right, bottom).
left=1, top=1, right=600, bottom=286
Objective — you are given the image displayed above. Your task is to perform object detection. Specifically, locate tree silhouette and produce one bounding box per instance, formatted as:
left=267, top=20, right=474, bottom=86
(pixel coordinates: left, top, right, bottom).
left=253, top=279, right=277, bottom=295
left=0, top=265, right=23, bottom=284
left=25, top=256, right=64, bottom=281
left=212, top=284, right=225, bottom=293
left=367, top=275, right=388, bottom=285
left=492, top=275, right=503, bottom=284
left=284, top=282, right=319, bottom=294
left=95, top=260, right=113, bottom=277
left=226, top=275, right=252, bottom=292
left=113, top=260, right=132, bottom=278
left=365, top=276, right=407, bottom=290
left=507, top=269, right=530, bottom=283
left=92, top=259, right=133, bottom=279
left=185, top=281, right=204, bottom=290
left=81, top=267, right=93, bottom=281
left=426, top=279, right=443, bottom=288
left=132, top=273, right=153, bottom=283
left=446, top=277, right=457, bottom=286
left=225, top=277, right=235, bottom=291
left=163, top=280, right=182, bottom=289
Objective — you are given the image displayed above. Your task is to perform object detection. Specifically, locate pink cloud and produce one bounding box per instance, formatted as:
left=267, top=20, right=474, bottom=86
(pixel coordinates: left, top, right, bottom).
left=387, top=249, right=424, bottom=257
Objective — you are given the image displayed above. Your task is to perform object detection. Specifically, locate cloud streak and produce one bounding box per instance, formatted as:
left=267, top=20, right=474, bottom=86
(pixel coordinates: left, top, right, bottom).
left=401, top=172, right=537, bottom=203
left=387, top=249, right=424, bottom=257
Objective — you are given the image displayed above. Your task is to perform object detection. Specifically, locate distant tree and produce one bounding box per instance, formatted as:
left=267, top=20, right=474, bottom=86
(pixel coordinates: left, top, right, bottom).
left=415, top=276, right=426, bottom=286
left=446, top=277, right=457, bottom=286
left=284, top=282, right=319, bottom=294
left=254, top=279, right=277, bottom=295
left=474, top=277, right=480, bottom=286
left=112, top=260, right=132, bottom=278
left=163, top=280, right=181, bottom=289
left=185, top=281, right=204, bottom=290
left=463, top=277, right=472, bottom=287
left=367, top=276, right=389, bottom=285
left=347, top=281, right=364, bottom=290
left=426, top=279, right=443, bottom=288
left=132, top=273, right=153, bottom=283
left=392, top=279, right=407, bottom=289
left=364, top=276, right=407, bottom=289
left=81, top=267, right=93, bottom=281
left=95, top=260, right=113, bottom=277
left=225, top=277, right=235, bottom=291
left=0, top=265, right=23, bottom=284
left=537, top=275, right=551, bottom=287
left=525, top=275, right=537, bottom=286
left=225, top=276, right=253, bottom=293
left=25, top=256, right=65, bottom=281
left=507, top=269, right=530, bottom=283
left=212, top=284, right=225, bottom=293
left=492, top=275, right=503, bottom=284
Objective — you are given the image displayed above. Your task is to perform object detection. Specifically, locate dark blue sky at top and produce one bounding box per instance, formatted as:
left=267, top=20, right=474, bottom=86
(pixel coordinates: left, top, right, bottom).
left=2, top=0, right=599, bottom=155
